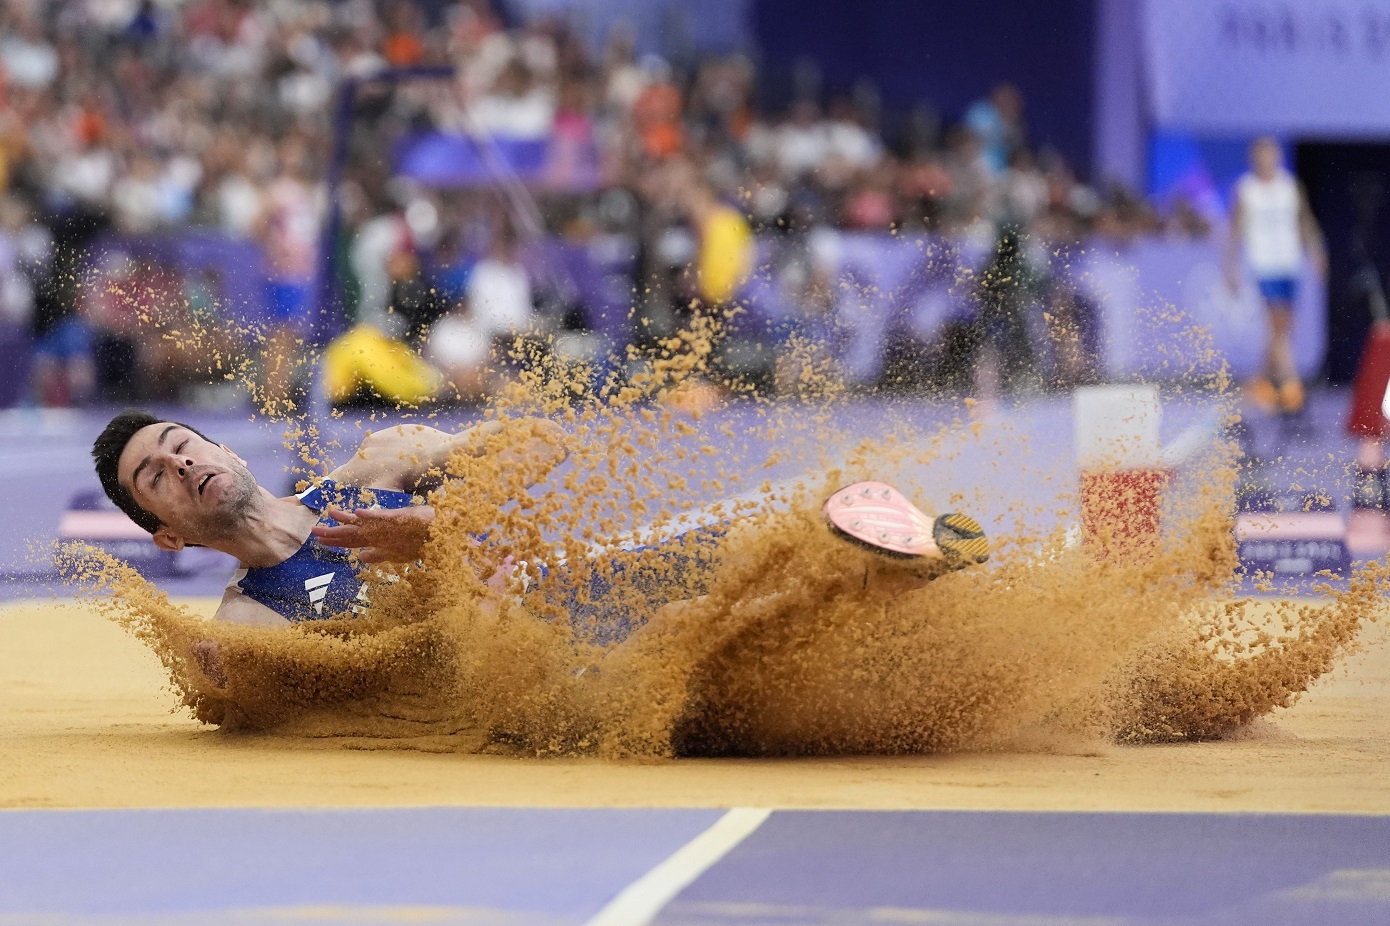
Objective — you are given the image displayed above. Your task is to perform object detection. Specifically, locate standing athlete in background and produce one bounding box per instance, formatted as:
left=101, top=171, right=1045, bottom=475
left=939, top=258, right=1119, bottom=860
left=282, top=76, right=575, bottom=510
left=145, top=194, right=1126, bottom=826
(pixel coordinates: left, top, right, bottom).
left=1227, top=136, right=1327, bottom=416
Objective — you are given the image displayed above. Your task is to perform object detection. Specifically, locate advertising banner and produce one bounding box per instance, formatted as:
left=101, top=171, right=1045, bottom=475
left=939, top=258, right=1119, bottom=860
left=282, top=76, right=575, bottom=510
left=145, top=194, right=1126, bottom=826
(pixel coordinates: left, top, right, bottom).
left=1144, top=0, right=1390, bottom=135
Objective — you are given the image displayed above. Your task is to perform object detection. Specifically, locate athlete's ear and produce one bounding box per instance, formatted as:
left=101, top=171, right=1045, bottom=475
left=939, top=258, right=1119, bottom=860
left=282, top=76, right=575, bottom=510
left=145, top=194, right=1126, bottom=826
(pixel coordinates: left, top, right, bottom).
left=220, top=444, right=247, bottom=466
left=152, top=528, right=185, bottom=552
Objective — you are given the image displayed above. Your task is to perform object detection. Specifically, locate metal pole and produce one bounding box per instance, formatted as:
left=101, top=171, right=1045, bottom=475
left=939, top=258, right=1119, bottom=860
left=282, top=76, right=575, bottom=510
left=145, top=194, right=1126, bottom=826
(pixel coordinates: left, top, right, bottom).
left=304, top=66, right=458, bottom=423
left=312, top=76, right=360, bottom=347
left=313, top=65, right=459, bottom=344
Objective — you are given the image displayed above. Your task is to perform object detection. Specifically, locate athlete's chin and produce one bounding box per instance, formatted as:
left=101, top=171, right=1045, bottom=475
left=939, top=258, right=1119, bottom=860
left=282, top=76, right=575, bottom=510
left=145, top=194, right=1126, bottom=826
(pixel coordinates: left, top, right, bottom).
left=201, top=473, right=251, bottom=508
left=195, top=480, right=257, bottom=539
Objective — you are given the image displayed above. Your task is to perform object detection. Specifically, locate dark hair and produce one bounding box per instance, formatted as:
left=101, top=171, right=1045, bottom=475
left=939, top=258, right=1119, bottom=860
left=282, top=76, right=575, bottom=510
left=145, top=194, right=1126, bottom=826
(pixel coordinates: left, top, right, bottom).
left=92, top=409, right=213, bottom=534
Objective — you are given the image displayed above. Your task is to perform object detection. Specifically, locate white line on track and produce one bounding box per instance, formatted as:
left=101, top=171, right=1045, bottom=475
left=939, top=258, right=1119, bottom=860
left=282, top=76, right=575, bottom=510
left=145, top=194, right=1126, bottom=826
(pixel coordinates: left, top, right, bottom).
left=585, top=807, right=772, bottom=926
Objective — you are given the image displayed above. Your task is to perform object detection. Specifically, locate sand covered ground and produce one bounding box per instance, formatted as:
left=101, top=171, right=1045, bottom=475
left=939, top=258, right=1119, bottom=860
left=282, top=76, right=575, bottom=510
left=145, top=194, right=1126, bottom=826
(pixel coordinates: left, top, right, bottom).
left=4, top=596, right=1386, bottom=814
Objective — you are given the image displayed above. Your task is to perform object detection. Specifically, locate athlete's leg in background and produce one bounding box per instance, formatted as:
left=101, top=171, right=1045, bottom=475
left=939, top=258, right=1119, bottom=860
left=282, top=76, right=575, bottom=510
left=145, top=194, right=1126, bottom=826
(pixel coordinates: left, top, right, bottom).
left=1267, top=301, right=1296, bottom=383
left=1266, top=300, right=1304, bottom=412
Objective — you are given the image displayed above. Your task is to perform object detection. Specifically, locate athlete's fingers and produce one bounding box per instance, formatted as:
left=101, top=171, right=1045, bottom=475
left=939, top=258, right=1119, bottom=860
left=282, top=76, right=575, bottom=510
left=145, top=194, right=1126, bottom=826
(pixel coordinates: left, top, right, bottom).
left=311, top=524, right=371, bottom=546
left=311, top=522, right=357, bottom=540
left=324, top=506, right=359, bottom=524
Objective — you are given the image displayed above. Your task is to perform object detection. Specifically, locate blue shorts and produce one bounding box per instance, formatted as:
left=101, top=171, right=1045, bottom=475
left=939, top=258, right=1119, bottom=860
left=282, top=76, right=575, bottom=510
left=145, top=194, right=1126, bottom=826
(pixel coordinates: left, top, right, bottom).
left=1257, top=278, right=1298, bottom=304
left=265, top=281, right=311, bottom=325
left=536, top=523, right=726, bottom=647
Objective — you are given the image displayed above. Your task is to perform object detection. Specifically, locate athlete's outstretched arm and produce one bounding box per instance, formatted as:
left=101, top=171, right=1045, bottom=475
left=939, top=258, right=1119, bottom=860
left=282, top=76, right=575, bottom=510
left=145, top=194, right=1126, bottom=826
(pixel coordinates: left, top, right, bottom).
left=328, top=417, right=568, bottom=494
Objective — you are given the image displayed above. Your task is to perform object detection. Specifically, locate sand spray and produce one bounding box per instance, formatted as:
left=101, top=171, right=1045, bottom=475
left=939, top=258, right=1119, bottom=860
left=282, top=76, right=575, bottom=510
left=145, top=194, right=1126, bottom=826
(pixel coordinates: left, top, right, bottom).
left=59, top=275, right=1390, bottom=757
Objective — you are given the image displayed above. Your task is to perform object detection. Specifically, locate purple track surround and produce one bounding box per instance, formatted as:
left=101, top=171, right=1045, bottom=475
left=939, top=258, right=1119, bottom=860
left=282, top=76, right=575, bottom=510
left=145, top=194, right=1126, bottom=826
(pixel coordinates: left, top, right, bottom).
left=1, top=808, right=1387, bottom=924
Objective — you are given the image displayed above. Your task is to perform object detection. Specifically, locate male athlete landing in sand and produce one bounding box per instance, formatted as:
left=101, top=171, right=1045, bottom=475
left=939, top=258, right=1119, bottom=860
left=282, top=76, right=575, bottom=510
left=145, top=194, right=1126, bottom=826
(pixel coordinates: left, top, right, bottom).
left=91, top=410, right=988, bottom=635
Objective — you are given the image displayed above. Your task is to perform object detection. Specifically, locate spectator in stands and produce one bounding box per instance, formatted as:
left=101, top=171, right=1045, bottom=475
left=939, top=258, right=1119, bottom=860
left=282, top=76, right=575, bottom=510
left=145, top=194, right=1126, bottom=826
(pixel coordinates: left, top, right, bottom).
left=464, top=219, right=535, bottom=343
left=124, top=257, right=194, bottom=400
left=842, top=162, right=898, bottom=231
left=57, top=253, right=148, bottom=404
left=897, top=152, right=953, bottom=231
left=942, top=124, right=992, bottom=225
left=50, top=102, right=117, bottom=211
left=111, top=153, right=164, bottom=234
left=205, top=131, right=270, bottom=237
left=996, top=148, right=1048, bottom=227
left=382, top=1, right=429, bottom=67
left=775, top=99, right=829, bottom=180
left=600, top=23, right=645, bottom=114
left=425, top=297, right=493, bottom=403
left=824, top=96, right=880, bottom=172
left=964, top=83, right=1026, bottom=176
left=975, top=227, right=1044, bottom=396
left=545, top=78, right=598, bottom=190
left=1165, top=197, right=1213, bottom=240
left=762, top=192, right=839, bottom=395
left=630, top=56, right=685, bottom=162
left=686, top=55, right=755, bottom=151
left=0, top=7, right=58, bottom=91
left=673, top=163, right=760, bottom=394
left=386, top=247, right=445, bottom=346
left=351, top=199, right=412, bottom=335
left=29, top=320, right=95, bottom=408
left=0, top=195, right=49, bottom=331
left=254, top=135, right=323, bottom=407
left=471, top=58, right=555, bottom=141
left=679, top=167, right=753, bottom=312
left=423, top=217, right=535, bottom=403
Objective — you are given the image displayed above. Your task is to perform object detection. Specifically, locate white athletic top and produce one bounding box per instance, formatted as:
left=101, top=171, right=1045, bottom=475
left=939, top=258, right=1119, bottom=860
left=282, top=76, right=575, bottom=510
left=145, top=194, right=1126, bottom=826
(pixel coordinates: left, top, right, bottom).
left=1236, top=170, right=1303, bottom=278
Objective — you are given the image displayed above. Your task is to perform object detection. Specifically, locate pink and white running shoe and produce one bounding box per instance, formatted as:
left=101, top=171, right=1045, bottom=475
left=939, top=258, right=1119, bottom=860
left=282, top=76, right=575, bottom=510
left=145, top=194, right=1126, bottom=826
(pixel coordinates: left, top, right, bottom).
left=822, top=481, right=989, bottom=569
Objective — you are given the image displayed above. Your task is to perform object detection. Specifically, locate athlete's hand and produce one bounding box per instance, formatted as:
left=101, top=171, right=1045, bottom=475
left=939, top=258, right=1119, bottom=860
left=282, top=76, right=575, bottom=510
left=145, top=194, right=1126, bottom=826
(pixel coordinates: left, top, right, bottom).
left=313, top=506, right=435, bottom=564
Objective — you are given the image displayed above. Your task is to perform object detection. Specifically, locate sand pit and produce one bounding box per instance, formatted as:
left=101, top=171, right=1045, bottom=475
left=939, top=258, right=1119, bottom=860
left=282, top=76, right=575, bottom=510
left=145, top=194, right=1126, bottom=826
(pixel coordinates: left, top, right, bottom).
left=18, top=302, right=1389, bottom=814
left=4, top=595, right=1387, bottom=814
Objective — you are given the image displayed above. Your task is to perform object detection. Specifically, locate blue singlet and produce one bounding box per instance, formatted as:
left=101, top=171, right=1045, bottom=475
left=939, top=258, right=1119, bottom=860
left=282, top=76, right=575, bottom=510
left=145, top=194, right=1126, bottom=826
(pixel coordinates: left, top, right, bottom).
left=227, top=479, right=418, bottom=623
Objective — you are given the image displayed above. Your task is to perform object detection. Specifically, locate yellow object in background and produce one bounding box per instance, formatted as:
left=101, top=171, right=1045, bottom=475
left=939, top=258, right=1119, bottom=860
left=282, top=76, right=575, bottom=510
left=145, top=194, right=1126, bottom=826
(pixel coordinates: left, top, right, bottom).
left=321, top=324, right=443, bottom=406
left=697, top=204, right=754, bottom=305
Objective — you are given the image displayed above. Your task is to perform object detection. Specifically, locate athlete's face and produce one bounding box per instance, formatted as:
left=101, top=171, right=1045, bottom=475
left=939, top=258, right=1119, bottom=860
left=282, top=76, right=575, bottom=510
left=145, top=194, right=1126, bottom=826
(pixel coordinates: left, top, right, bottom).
left=1252, top=141, right=1280, bottom=179
left=117, top=423, right=261, bottom=550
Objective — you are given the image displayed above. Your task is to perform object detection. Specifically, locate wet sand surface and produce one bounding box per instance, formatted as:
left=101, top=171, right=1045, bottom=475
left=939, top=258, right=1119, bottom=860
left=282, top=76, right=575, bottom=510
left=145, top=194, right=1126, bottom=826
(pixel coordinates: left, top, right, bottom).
left=5, top=597, right=1386, bottom=814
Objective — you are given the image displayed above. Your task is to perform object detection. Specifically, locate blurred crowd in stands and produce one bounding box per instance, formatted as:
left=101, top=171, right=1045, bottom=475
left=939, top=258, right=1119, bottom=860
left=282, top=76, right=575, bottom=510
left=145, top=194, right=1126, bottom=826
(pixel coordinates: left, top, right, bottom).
left=0, top=0, right=1217, bottom=410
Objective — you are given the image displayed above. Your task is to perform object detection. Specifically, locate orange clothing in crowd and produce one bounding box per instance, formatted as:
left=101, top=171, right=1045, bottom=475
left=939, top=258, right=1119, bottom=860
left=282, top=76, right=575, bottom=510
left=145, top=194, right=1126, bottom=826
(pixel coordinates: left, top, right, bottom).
left=633, top=83, right=685, bottom=160
left=74, top=106, right=106, bottom=146
left=383, top=32, right=426, bottom=67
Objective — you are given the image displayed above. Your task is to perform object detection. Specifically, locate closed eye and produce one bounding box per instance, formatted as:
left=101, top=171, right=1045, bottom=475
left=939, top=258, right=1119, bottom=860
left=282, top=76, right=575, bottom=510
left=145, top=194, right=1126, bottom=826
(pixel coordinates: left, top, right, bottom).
left=152, top=439, right=190, bottom=490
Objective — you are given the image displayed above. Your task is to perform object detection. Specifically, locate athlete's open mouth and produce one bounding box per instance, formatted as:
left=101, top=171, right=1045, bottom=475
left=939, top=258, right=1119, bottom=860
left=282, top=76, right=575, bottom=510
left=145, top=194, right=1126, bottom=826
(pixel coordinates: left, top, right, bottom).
left=198, top=473, right=214, bottom=496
